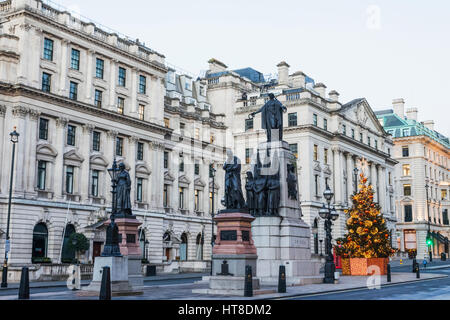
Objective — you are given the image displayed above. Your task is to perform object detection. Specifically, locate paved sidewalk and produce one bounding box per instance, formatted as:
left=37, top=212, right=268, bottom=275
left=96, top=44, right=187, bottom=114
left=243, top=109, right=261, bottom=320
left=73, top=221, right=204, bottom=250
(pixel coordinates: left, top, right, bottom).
left=0, top=272, right=445, bottom=300
left=0, top=272, right=208, bottom=290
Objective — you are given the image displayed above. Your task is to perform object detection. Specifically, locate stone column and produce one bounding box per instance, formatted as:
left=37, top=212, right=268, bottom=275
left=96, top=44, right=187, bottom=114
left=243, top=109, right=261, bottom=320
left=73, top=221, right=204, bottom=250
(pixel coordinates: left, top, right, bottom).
left=0, top=106, right=6, bottom=194
left=105, top=130, right=118, bottom=205
left=30, top=27, right=43, bottom=87
left=150, top=141, right=164, bottom=209
left=54, top=117, right=68, bottom=199
left=346, top=152, right=353, bottom=204
left=59, top=39, right=70, bottom=96
left=109, top=59, right=117, bottom=111
left=81, top=124, right=94, bottom=203
left=332, top=147, right=342, bottom=204
left=25, top=109, right=40, bottom=196
left=85, top=49, right=95, bottom=102
left=130, top=68, right=138, bottom=117
left=11, top=106, right=28, bottom=193
left=16, top=23, right=32, bottom=85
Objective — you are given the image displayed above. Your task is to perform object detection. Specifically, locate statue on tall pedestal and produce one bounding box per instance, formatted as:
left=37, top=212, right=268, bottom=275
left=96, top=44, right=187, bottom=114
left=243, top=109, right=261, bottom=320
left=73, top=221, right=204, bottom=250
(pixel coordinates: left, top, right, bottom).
left=249, top=93, right=287, bottom=142
left=116, top=163, right=133, bottom=217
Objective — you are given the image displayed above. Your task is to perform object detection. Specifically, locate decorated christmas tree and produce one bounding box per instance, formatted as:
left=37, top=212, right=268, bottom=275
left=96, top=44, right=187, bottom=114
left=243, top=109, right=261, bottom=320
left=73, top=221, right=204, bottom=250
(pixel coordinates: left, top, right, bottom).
left=335, top=168, right=395, bottom=259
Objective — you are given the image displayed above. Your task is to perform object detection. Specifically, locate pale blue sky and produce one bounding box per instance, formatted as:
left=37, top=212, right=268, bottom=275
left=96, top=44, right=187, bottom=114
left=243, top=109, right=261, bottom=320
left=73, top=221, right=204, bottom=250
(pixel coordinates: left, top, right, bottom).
left=53, top=0, right=450, bottom=136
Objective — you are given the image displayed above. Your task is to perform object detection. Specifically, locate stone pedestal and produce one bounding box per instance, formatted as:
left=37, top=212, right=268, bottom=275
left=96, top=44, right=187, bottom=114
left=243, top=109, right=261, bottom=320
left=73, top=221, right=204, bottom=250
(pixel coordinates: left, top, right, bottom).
left=193, top=210, right=261, bottom=296
left=82, top=217, right=143, bottom=295
left=252, top=141, right=321, bottom=285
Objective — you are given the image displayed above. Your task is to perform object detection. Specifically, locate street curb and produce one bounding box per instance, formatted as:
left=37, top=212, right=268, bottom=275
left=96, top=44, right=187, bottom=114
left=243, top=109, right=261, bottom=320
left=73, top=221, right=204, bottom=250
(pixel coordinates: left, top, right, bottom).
left=267, top=274, right=449, bottom=300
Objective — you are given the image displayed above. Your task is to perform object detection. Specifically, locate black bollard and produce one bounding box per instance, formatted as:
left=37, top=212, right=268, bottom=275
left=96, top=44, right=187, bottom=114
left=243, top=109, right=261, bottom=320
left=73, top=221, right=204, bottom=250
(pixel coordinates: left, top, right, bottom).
left=278, top=265, right=286, bottom=293
left=416, top=265, right=420, bottom=279
left=244, top=265, right=253, bottom=297
left=18, top=267, right=30, bottom=300
left=386, top=264, right=391, bottom=283
left=99, top=266, right=111, bottom=300
left=412, top=259, right=416, bottom=273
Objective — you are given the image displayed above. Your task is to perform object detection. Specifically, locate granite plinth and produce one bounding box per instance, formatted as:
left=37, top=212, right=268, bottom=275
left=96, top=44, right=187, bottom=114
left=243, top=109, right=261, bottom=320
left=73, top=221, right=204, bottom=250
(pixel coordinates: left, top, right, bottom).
left=192, top=276, right=261, bottom=296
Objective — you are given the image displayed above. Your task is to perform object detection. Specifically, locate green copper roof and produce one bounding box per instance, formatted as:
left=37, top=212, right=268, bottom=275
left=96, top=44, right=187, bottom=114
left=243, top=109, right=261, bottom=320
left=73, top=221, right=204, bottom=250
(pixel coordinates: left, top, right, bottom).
left=375, top=110, right=449, bottom=149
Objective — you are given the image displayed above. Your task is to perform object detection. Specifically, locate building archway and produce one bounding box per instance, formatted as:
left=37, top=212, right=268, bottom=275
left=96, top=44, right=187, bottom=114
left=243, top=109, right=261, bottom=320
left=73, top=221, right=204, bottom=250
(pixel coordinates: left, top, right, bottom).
left=196, top=233, right=204, bottom=260
left=61, top=224, right=76, bottom=262
left=139, top=229, right=148, bottom=261
left=180, top=233, right=188, bottom=261
left=32, top=223, right=48, bottom=262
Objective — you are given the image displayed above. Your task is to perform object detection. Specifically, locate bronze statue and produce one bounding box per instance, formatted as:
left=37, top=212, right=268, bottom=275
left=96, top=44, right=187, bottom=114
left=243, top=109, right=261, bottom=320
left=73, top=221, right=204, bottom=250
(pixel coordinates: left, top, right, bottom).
left=245, top=172, right=256, bottom=216
left=287, top=163, right=298, bottom=200
left=253, top=165, right=267, bottom=216
left=249, top=93, right=287, bottom=142
left=267, top=171, right=280, bottom=216
left=223, top=151, right=246, bottom=210
left=116, top=162, right=132, bottom=216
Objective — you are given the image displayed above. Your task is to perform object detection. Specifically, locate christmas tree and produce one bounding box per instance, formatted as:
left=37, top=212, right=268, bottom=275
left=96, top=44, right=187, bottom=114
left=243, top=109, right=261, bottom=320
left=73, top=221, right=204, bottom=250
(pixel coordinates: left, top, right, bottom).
left=335, top=171, right=395, bottom=259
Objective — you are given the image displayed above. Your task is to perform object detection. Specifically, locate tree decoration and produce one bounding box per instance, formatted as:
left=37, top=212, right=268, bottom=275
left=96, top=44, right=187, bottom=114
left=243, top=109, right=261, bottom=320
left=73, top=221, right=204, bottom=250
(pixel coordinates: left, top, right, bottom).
left=334, top=171, right=395, bottom=259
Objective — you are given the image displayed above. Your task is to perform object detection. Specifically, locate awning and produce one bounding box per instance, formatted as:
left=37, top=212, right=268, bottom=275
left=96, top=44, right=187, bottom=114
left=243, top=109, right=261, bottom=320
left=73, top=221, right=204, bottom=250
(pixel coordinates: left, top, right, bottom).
left=430, top=232, right=449, bottom=244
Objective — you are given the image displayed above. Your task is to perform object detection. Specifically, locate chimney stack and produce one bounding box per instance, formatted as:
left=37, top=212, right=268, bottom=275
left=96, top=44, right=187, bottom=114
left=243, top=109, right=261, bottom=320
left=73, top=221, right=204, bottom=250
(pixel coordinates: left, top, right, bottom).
left=277, top=61, right=290, bottom=86
left=208, top=58, right=228, bottom=73
left=406, top=108, right=418, bottom=121
left=423, top=120, right=435, bottom=131
left=291, top=71, right=306, bottom=88
left=392, top=98, right=405, bottom=118
left=314, top=83, right=327, bottom=98
left=328, top=90, right=340, bottom=102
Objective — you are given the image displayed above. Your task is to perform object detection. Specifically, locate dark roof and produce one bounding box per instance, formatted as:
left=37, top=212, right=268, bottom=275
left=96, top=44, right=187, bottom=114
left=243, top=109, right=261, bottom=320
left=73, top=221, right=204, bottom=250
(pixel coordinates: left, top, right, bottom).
left=232, top=68, right=265, bottom=83
left=341, top=98, right=365, bottom=111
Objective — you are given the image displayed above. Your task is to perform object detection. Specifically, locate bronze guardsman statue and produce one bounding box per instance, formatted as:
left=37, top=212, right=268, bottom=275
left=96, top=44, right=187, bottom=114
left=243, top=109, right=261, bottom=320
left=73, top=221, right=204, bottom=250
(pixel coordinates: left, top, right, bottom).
left=245, top=172, right=256, bottom=216
left=223, top=150, right=246, bottom=210
left=249, top=93, right=287, bottom=142
left=267, top=171, right=281, bottom=216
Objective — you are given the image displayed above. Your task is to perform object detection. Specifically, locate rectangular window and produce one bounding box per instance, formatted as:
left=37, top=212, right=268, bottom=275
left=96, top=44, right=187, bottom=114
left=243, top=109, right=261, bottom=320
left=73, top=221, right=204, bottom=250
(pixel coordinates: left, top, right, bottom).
left=138, top=105, right=145, bottom=121
left=342, top=124, right=346, bottom=135
left=70, top=49, right=80, bottom=70
left=403, top=184, right=411, bottom=196
left=118, top=67, right=126, bottom=86
left=179, top=187, right=185, bottom=209
left=194, top=162, right=200, bottom=176
left=388, top=172, right=392, bottom=185
left=313, top=114, right=318, bottom=126
left=375, top=140, right=378, bottom=150
left=402, top=164, right=411, bottom=176
left=404, top=205, right=413, bottom=222
left=210, top=134, right=215, bottom=144
left=360, top=133, right=363, bottom=142
left=164, top=151, right=169, bottom=169
left=315, top=175, right=319, bottom=196
left=137, top=178, right=143, bottom=202
left=163, top=185, right=169, bottom=207
left=117, top=97, right=125, bottom=114
left=116, top=137, right=123, bottom=156
left=69, top=82, right=78, bottom=101
left=195, top=128, right=200, bottom=140
left=351, top=129, right=355, bottom=139
left=95, top=58, right=104, bottom=79
left=442, top=189, right=448, bottom=201
left=42, top=72, right=51, bottom=92
left=288, top=113, right=298, bottom=127
left=245, top=118, right=254, bottom=131
left=367, top=136, right=371, bottom=147
left=37, top=160, right=47, bottom=190
left=402, top=128, right=410, bottom=137
left=137, top=142, right=144, bottom=161
left=164, top=118, right=170, bottom=128
left=139, top=75, right=147, bottom=94
left=402, top=147, right=409, bottom=157
left=66, top=166, right=74, bottom=194
left=289, top=144, right=298, bottom=159
left=324, top=148, right=328, bottom=164
left=94, top=90, right=103, bottom=108
left=39, top=118, right=49, bottom=140
left=313, top=144, right=318, bottom=161
left=179, top=154, right=184, bottom=172
left=67, top=125, right=76, bottom=146
left=92, top=131, right=101, bottom=152
left=209, top=164, right=215, bottom=178
left=324, top=119, right=328, bottom=131
left=43, top=38, right=54, bottom=61
left=245, top=148, right=252, bottom=164
left=91, top=170, right=99, bottom=197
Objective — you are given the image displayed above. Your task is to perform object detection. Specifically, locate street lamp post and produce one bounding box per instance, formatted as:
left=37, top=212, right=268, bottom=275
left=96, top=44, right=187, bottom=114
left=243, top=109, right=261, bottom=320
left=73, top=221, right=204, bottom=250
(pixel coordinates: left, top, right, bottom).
left=101, top=156, right=122, bottom=257
left=1, top=128, right=19, bottom=288
left=319, top=185, right=339, bottom=284
left=425, top=183, right=432, bottom=262
left=210, top=165, right=216, bottom=276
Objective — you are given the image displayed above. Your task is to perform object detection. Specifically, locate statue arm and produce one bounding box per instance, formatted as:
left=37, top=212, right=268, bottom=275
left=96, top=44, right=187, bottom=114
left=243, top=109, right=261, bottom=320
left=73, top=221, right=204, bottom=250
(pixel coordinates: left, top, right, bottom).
left=249, top=106, right=263, bottom=118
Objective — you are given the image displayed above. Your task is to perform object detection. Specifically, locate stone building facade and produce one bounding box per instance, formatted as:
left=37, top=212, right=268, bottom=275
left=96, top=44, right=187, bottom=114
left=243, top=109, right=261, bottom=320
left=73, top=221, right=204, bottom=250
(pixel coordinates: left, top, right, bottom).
left=0, top=0, right=226, bottom=272
left=375, top=100, right=450, bottom=259
left=203, top=59, right=398, bottom=255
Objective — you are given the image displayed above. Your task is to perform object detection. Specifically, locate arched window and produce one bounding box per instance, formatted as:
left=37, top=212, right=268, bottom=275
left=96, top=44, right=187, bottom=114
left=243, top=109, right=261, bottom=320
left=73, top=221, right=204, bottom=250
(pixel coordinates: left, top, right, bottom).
left=196, top=233, right=204, bottom=260
left=61, top=224, right=76, bottom=262
left=32, top=223, right=48, bottom=261
left=180, top=233, right=188, bottom=261
left=313, top=218, right=319, bottom=255
left=138, top=229, right=148, bottom=260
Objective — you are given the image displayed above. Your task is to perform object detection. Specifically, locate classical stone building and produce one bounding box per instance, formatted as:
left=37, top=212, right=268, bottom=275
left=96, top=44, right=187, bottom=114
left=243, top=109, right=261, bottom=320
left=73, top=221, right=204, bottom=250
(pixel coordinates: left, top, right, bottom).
left=203, top=59, right=398, bottom=255
left=0, top=0, right=226, bottom=274
left=375, top=100, right=450, bottom=259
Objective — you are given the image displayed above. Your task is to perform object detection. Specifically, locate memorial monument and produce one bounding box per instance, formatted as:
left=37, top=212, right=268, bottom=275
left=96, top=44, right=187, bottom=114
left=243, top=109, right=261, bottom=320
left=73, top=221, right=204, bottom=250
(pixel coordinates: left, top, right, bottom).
left=247, top=93, right=321, bottom=285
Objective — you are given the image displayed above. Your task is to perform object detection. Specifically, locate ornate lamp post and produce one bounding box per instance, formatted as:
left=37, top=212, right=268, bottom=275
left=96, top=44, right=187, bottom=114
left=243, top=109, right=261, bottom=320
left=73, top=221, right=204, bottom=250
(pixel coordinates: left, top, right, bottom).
left=425, top=183, right=432, bottom=262
left=1, top=128, right=19, bottom=288
left=101, top=157, right=122, bottom=257
left=210, top=165, right=216, bottom=276
left=319, top=185, right=339, bottom=284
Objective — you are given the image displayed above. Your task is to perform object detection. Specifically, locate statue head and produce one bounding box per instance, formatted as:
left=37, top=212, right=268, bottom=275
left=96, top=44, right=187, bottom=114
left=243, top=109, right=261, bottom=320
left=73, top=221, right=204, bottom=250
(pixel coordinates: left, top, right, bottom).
left=119, top=162, right=126, bottom=171
left=268, top=93, right=275, bottom=100
left=246, top=171, right=253, bottom=179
